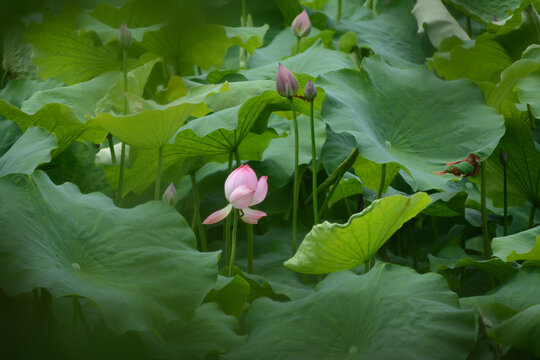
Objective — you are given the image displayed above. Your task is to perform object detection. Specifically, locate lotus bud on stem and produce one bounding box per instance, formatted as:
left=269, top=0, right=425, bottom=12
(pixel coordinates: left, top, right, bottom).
left=291, top=10, right=311, bottom=54
left=162, top=182, right=177, bottom=206
left=276, top=63, right=300, bottom=255
left=305, top=79, right=319, bottom=224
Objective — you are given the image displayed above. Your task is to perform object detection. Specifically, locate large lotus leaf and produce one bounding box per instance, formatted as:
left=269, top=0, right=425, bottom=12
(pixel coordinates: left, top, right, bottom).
left=0, top=78, right=62, bottom=108
left=242, top=45, right=355, bottom=80
left=491, top=304, right=540, bottom=356
left=328, top=173, right=364, bottom=208
left=429, top=244, right=517, bottom=282
left=443, top=0, right=523, bottom=23
left=353, top=155, right=401, bottom=194
left=89, top=0, right=177, bottom=29
left=205, top=275, right=251, bottom=318
left=284, top=193, right=431, bottom=274
left=0, top=127, right=57, bottom=177
left=141, top=303, right=246, bottom=360
left=95, top=57, right=161, bottom=114
left=319, top=57, right=504, bottom=190
left=0, top=120, right=23, bottom=156
left=492, top=226, right=540, bottom=261
left=91, top=102, right=206, bottom=149
left=483, top=117, right=540, bottom=207
left=0, top=171, right=219, bottom=334
left=225, top=25, right=269, bottom=54
left=140, top=21, right=230, bottom=70
left=20, top=72, right=123, bottom=120
left=22, top=6, right=134, bottom=85
left=225, top=263, right=477, bottom=360
left=336, top=0, right=432, bottom=66
left=412, top=0, right=470, bottom=49
left=0, top=100, right=107, bottom=155
left=516, top=46, right=540, bottom=118
left=460, top=267, right=540, bottom=311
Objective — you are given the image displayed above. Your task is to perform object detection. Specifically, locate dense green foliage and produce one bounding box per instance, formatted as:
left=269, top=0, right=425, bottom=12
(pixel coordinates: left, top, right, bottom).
left=1, top=0, right=540, bottom=358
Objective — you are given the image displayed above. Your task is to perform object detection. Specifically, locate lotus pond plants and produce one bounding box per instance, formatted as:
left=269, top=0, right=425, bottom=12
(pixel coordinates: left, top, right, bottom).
left=1, top=0, right=540, bottom=359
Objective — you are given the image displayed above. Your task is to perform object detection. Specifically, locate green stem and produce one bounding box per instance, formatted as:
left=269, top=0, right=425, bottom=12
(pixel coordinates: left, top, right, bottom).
left=318, top=173, right=343, bottom=219
left=116, top=48, right=129, bottom=206
left=309, top=101, right=319, bottom=224
left=154, top=146, right=163, bottom=200
left=290, top=97, right=300, bottom=256
left=247, top=223, right=253, bottom=273
left=229, top=209, right=239, bottom=276
left=481, top=162, right=490, bottom=259
left=377, top=163, right=386, bottom=199
left=528, top=104, right=535, bottom=128
left=107, top=135, right=117, bottom=163
left=528, top=203, right=536, bottom=229
left=224, top=153, right=233, bottom=265
left=71, top=297, right=79, bottom=360
left=466, top=16, right=472, bottom=38
left=241, top=0, right=247, bottom=26
left=191, top=173, right=207, bottom=251
left=295, top=37, right=301, bottom=55
left=234, top=148, right=241, bottom=167
left=503, top=164, right=508, bottom=236
left=337, top=0, right=342, bottom=20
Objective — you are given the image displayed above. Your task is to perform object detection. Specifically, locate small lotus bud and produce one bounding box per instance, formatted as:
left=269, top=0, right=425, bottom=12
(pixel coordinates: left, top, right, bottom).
left=500, top=149, right=508, bottom=166
left=162, top=182, right=177, bottom=205
left=304, top=79, right=317, bottom=101
left=291, top=10, right=311, bottom=38
left=118, top=22, right=132, bottom=49
left=276, top=63, right=298, bottom=98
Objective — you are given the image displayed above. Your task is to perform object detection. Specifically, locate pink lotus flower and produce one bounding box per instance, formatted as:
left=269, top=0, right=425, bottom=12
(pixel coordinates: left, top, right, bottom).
left=276, top=63, right=299, bottom=98
left=291, top=10, right=311, bottom=38
left=162, top=182, right=177, bottom=205
left=203, top=164, right=268, bottom=225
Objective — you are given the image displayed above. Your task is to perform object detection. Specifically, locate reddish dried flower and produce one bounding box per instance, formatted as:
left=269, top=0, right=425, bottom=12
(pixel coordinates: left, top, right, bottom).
left=434, top=153, right=481, bottom=178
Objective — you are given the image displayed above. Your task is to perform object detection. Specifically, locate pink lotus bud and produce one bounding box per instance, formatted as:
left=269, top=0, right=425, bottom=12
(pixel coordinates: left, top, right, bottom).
left=291, top=10, right=311, bottom=38
left=203, top=164, right=268, bottom=225
left=276, top=63, right=298, bottom=98
left=499, top=149, right=508, bottom=166
left=304, top=79, right=317, bottom=101
left=118, top=22, right=132, bottom=49
left=162, top=182, right=177, bottom=205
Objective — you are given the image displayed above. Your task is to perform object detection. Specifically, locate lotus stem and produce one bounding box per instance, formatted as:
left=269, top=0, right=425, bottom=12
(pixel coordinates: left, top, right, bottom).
left=290, top=97, right=300, bottom=255
left=318, top=172, right=343, bottom=219
left=337, top=0, right=342, bottom=20
left=466, top=16, right=472, bottom=38
left=503, top=161, right=508, bottom=236
left=71, top=297, right=79, bottom=360
left=229, top=209, right=239, bottom=276
left=295, top=37, right=301, bottom=55
left=191, top=173, right=207, bottom=251
left=481, top=162, right=490, bottom=259
left=309, top=101, right=319, bottom=224
left=116, top=48, right=129, bottom=206
left=154, top=146, right=163, bottom=200
left=377, top=163, right=386, bottom=199
left=107, top=135, right=116, bottom=164
left=247, top=223, right=254, bottom=273
left=528, top=203, right=536, bottom=229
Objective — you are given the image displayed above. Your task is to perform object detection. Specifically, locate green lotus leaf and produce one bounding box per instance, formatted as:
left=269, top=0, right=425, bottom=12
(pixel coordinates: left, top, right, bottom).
left=336, top=0, right=432, bottom=66
left=204, top=275, right=251, bottom=318
left=353, top=155, right=401, bottom=194
left=0, top=78, right=62, bottom=108
left=0, top=171, right=219, bottom=334
left=225, top=263, right=477, bottom=360
left=444, top=0, right=523, bottom=23
left=284, top=193, right=432, bottom=274
left=412, top=0, right=469, bottom=49
left=225, top=25, right=269, bottom=54
left=0, top=127, right=57, bottom=177
left=422, top=190, right=468, bottom=217
left=22, top=6, right=131, bottom=85
left=460, top=267, right=540, bottom=311
left=328, top=173, right=364, bottom=208
left=91, top=102, right=206, bottom=149
left=318, top=57, right=505, bottom=190
left=0, top=100, right=107, bottom=156
left=0, top=120, right=22, bottom=157
left=492, top=226, right=540, bottom=261
left=482, top=117, right=540, bottom=207
left=141, top=303, right=246, bottom=360
left=21, top=72, right=123, bottom=120
left=491, top=304, right=540, bottom=356
left=429, top=244, right=517, bottom=281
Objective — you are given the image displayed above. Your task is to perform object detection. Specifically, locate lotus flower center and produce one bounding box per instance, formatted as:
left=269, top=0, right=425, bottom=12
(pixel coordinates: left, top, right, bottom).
left=348, top=345, right=358, bottom=354
left=72, top=262, right=81, bottom=271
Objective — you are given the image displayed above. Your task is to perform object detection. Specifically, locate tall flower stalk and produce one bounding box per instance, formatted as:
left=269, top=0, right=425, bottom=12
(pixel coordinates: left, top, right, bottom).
left=291, top=10, right=311, bottom=55
left=276, top=63, right=300, bottom=255
left=116, top=22, right=132, bottom=206
left=305, top=79, right=319, bottom=224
